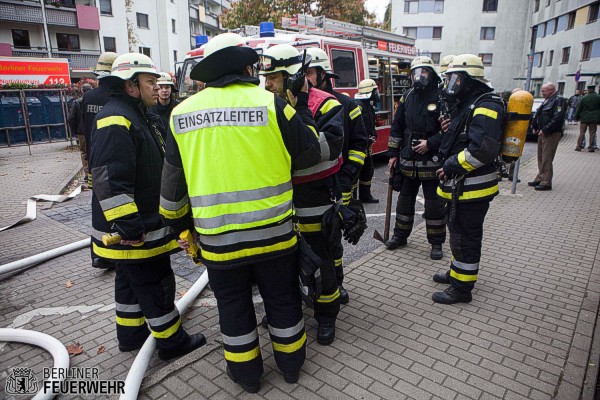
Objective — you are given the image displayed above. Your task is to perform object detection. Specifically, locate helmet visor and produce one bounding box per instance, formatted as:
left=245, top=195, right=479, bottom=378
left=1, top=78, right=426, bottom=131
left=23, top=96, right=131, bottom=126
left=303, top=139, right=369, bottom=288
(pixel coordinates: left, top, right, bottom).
left=444, top=72, right=465, bottom=96
left=411, top=67, right=431, bottom=88
left=259, top=54, right=310, bottom=72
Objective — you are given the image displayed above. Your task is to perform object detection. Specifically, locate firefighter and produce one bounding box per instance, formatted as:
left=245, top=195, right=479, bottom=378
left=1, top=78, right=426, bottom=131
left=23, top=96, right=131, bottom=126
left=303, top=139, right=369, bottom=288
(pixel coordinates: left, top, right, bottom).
left=259, top=44, right=345, bottom=345
left=385, top=56, right=446, bottom=261
left=160, top=34, right=325, bottom=392
left=439, top=54, right=455, bottom=76
left=354, top=79, right=380, bottom=204
left=80, top=51, right=118, bottom=269
left=89, top=53, right=206, bottom=360
left=305, top=47, right=369, bottom=305
left=148, top=72, right=179, bottom=133
left=432, top=54, right=504, bottom=304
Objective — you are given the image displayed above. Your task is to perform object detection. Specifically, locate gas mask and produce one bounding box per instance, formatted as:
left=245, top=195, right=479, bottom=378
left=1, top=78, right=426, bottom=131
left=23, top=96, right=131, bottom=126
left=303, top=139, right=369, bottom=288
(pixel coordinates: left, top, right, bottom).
left=371, top=90, right=380, bottom=104
left=411, top=67, right=431, bottom=90
left=444, top=72, right=466, bottom=98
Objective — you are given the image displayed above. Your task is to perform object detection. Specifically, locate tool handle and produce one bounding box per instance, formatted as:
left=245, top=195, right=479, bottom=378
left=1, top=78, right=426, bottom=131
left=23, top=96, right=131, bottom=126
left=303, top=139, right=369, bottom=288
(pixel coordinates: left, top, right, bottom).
left=383, top=166, right=395, bottom=242
left=179, top=229, right=202, bottom=266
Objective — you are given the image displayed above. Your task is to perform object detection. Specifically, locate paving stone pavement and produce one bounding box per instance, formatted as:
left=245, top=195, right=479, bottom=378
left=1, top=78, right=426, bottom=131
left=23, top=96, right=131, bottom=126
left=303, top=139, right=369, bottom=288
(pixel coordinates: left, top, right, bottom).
left=0, top=125, right=599, bottom=400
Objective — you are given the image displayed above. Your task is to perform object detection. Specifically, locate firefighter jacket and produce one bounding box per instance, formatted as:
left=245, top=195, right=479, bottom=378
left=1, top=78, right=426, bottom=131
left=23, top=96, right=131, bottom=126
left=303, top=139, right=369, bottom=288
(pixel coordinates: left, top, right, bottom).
left=357, top=98, right=377, bottom=140
left=532, top=93, right=567, bottom=136
left=148, top=98, right=180, bottom=136
left=88, top=89, right=179, bottom=263
left=81, top=84, right=111, bottom=160
left=159, top=74, right=323, bottom=268
left=330, top=91, right=368, bottom=204
left=437, top=86, right=504, bottom=203
left=388, top=83, right=443, bottom=180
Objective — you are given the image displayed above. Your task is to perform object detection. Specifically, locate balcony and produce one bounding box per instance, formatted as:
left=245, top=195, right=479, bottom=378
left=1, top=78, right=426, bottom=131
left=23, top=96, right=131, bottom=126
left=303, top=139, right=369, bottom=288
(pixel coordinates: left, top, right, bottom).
left=46, top=6, right=77, bottom=26
left=0, top=1, right=43, bottom=24
left=12, top=47, right=49, bottom=58
left=52, top=49, right=100, bottom=69
left=205, top=11, right=219, bottom=28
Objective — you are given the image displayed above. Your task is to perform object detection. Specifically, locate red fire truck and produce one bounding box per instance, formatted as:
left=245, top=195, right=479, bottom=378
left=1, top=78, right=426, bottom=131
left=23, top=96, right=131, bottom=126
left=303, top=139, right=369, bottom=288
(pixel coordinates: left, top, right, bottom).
left=178, top=14, right=417, bottom=155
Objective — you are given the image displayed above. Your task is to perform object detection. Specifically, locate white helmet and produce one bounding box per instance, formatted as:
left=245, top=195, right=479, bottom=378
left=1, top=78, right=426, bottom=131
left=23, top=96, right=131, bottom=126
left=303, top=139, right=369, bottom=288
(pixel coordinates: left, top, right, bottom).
left=94, top=52, right=118, bottom=77
left=110, top=53, right=160, bottom=81
left=446, top=54, right=485, bottom=79
left=258, top=44, right=309, bottom=76
left=439, top=54, right=455, bottom=74
left=157, top=72, right=175, bottom=86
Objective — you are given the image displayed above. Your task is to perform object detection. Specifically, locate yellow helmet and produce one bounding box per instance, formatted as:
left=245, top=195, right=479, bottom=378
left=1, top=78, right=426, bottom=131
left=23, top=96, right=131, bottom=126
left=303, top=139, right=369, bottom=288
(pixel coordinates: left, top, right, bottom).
left=258, top=44, right=308, bottom=76
left=439, top=54, right=455, bottom=74
left=355, top=79, right=378, bottom=99
left=94, top=52, right=118, bottom=76
left=411, top=56, right=435, bottom=71
left=157, top=72, right=175, bottom=86
left=110, top=52, right=160, bottom=81
left=446, top=53, right=485, bottom=79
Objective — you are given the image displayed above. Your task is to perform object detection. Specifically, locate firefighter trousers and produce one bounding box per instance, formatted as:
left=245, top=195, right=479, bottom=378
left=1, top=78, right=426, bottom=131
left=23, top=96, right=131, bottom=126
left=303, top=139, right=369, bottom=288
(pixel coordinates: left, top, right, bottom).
left=358, top=146, right=375, bottom=198
left=115, top=256, right=189, bottom=350
left=447, top=201, right=490, bottom=292
left=393, top=177, right=446, bottom=245
left=207, top=252, right=306, bottom=386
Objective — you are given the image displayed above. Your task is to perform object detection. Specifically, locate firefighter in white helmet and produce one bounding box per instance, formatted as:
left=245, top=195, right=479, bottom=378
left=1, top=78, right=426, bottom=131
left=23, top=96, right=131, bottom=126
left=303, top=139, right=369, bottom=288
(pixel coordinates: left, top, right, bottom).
left=148, top=72, right=179, bottom=134
left=432, top=54, right=504, bottom=304
left=160, top=34, right=325, bottom=393
left=259, top=44, right=347, bottom=347
left=354, top=78, right=380, bottom=204
left=89, top=52, right=207, bottom=360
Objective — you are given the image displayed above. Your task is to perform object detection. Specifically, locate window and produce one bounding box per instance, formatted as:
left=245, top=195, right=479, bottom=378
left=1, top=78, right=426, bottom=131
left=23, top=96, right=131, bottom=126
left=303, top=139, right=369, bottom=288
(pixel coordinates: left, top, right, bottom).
left=546, top=0, right=550, bottom=6
left=99, top=0, right=112, bottom=16
left=582, top=41, right=592, bottom=60
left=561, top=46, right=570, bottom=63
left=479, top=53, right=493, bottom=65
left=11, top=29, right=30, bottom=49
left=546, top=19, right=555, bottom=35
left=330, top=49, right=357, bottom=87
left=534, top=0, right=540, bottom=12
left=589, top=2, right=599, bottom=23
left=417, top=0, right=444, bottom=13
left=534, top=52, right=543, bottom=67
left=137, top=13, right=149, bottom=29
left=434, top=0, right=444, bottom=13
left=403, top=27, right=417, bottom=37
left=537, top=23, right=546, bottom=38
left=548, top=50, right=553, bottom=65
left=56, top=33, right=80, bottom=51
left=404, top=0, right=418, bottom=13
left=172, top=19, right=176, bottom=33
left=557, top=82, right=565, bottom=96
left=567, top=12, right=575, bottom=29
left=103, top=36, right=116, bottom=52
left=139, top=46, right=151, bottom=57
left=482, top=0, right=497, bottom=12
left=430, top=52, right=440, bottom=64
left=556, top=15, right=568, bottom=31
left=173, top=50, right=178, bottom=63
left=480, top=27, right=495, bottom=40
left=432, top=27, right=442, bottom=39
left=190, top=7, right=199, bottom=20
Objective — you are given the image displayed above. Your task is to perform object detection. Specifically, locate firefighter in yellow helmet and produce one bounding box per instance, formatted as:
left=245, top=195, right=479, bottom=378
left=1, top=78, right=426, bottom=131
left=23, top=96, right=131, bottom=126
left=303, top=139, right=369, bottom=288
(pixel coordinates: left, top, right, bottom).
left=386, top=56, right=446, bottom=260
left=259, top=44, right=346, bottom=346
left=304, top=46, right=369, bottom=306
left=148, top=72, right=179, bottom=134
left=354, top=78, right=380, bottom=204
left=89, top=52, right=206, bottom=359
left=432, top=54, right=504, bottom=304
left=160, top=33, right=325, bottom=393
left=439, top=54, right=455, bottom=75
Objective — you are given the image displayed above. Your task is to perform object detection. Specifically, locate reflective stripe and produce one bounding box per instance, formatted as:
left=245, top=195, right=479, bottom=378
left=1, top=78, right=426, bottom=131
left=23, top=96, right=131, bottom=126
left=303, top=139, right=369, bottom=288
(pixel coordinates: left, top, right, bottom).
left=298, top=223, right=321, bottom=232
left=268, top=319, right=304, bottom=338
left=116, top=316, right=146, bottom=327
left=91, top=226, right=173, bottom=242
left=284, top=104, right=296, bottom=121
left=159, top=194, right=189, bottom=212
left=191, top=182, right=291, bottom=208
left=97, top=116, right=131, bottom=130
left=194, top=201, right=292, bottom=230
left=441, top=172, right=498, bottom=188
left=100, top=194, right=135, bottom=211
left=399, top=159, right=437, bottom=168
left=272, top=332, right=307, bottom=353
left=293, top=157, right=340, bottom=178
left=92, top=240, right=180, bottom=260
left=222, top=330, right=258, bottom=346
left=224, top=345, right=261, bottom=362
left=437, top=185, right=498, bottom=201
left=308, top=124, right=318, bottom=139
left=450, top=270, right=478, bottom=282
left=199, top=220, right=293, bottom=246
left=348, top=150, right=366, bottom=165
left=103, top=202, right=139, bottom=221
left=389, top=137, right=400, bottom=144
left=320, top=99, right=340, bottom=115
left=160, top=203, right=190, bottom=220
left=426, top=218, right=445, bottom=226
left=200, top=235, right=297, bottom=262
left=349, top=106, right=361, bottom=120
left=295, top=205, right=332, bottom=217
left=115, top=303, right=142, bottom=313
left=146, top=309, right=179, bottom=328
left=473, top=107, right=498, bottom=120
left=318, top=132, right=331, bottom=161
left=334, top=258, right=342, bottom=267
left=453, top=259, right=479, bottom=271
left=398, top=214, right=413, bottom=222
left=317, top=289, right=340, bottom=303
left=458, top=149, right=484, bottom=172
left=151, top=319, right=181, bottom=339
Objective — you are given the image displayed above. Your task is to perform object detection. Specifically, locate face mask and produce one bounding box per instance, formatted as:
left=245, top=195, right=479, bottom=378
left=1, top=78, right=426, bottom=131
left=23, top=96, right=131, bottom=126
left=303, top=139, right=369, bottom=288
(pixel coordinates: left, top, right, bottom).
left=371, top=90, right=380, bottom=103
left=444, top=73, right=464, bottom=97
left=411, top=67, right=431, bottom=90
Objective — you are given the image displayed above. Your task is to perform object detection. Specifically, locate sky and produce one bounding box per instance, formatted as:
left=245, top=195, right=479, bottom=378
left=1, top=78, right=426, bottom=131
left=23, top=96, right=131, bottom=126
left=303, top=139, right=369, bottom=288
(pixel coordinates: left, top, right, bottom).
left=365, top=0, right=390, bottom=23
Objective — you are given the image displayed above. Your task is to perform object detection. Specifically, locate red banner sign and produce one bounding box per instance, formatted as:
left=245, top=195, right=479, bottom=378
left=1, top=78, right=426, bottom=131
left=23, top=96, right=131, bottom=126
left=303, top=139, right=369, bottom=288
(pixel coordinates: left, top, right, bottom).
left=0, top=57, right=71, bottom=85
left=377, top=40, right=417, bottom=56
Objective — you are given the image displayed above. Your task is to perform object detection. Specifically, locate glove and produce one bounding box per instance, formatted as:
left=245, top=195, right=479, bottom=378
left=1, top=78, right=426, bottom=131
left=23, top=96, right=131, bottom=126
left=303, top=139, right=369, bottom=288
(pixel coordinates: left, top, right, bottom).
left=392, top=165, right=404, bottom=192
left=297, top=235, right=323, bottom=308
left=337, top=203, right=367, bottom=245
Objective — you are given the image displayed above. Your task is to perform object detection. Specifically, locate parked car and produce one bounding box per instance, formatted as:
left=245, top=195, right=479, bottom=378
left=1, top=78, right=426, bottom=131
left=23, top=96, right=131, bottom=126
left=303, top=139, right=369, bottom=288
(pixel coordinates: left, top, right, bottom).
left=527, top=98, right=545, bottom=140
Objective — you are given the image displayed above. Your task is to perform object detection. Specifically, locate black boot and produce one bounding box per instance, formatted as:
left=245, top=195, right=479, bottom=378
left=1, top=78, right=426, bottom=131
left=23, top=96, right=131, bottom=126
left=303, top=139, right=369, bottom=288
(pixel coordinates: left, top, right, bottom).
left=432, top=286, right=472, bottom=304
left=92, top=257, right=115, bottom=270
left=430, top=244, right=443, bottom=260
left=432, top=270, right=450, bottom=284
left=317, top=322, right=335, bottom=345
left=157, top=333, right=206, bottom=361
left=339, top=286, right=349, bottom=304
left=283, top=370, right=300, bottom=384
left=360, top=193, right=379, bottom=204
left=384, top=236, right=407, bottom=250
left=227, top=366, right=260, bottom=393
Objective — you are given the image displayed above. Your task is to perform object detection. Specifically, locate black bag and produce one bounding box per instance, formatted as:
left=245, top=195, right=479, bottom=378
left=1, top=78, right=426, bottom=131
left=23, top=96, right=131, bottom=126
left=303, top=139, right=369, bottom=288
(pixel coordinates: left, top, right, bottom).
left=297, top=235, right=323, bottom=308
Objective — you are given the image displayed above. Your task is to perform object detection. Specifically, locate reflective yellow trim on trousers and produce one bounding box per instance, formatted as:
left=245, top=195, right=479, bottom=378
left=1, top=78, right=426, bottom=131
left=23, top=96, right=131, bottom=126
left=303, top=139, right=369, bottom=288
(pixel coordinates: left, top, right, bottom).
left=92, top=240, right=180, bottom=260
left=317, top=289, right=340, bottom=303
left=473, top=107, right=498, bottom=120
left=116, top=316, right=146, bottom=327
left=159, top=202, right=190, bottom=220
left=457, top=151, right=476, bottom=172
left=450, top=269, right=478, bottom=282
left=334, top=258, right=342, bottom=267
left=97, top=116, right=132, bottom=130
left=151, top=319, right=181, bottom=339
left=104, top=202, right=139, bottom=221
left=224, top=345, right=261, bottom=362
left=437, top=185, right=498, bottom=201
left=272, top=332, right=306, bottom=353
left=298, top=223, right=322, bottom=233
left=320, top=98, right=341, bottom=115
left=200, top=235, right=297, bottom=262
left=284, top=104, right=296, bottom=120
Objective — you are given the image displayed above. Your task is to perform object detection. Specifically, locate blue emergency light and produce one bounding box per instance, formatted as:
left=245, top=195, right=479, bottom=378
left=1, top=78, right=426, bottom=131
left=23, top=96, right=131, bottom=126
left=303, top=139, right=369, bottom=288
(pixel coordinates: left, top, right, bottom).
left=259, top=22, right=275, bottom=38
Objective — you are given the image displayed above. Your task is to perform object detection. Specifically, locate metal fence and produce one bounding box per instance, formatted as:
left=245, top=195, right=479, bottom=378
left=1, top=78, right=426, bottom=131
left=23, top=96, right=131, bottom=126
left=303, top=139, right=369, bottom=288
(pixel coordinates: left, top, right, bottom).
left=0, top=89, right=73, bottom=147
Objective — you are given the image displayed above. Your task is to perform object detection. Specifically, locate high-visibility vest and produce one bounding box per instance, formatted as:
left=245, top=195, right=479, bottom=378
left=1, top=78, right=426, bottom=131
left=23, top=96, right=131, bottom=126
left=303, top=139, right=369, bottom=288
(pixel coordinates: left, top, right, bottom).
left=170, top=82, right=297, bottom=266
